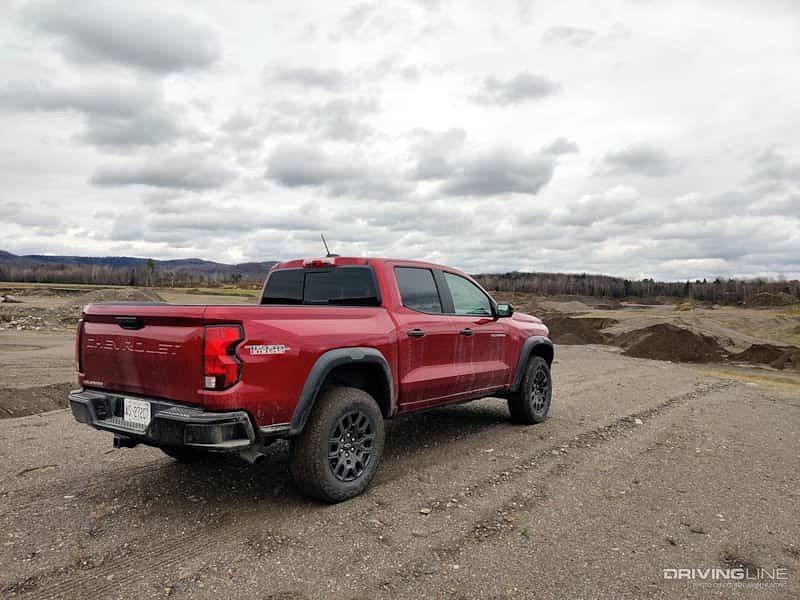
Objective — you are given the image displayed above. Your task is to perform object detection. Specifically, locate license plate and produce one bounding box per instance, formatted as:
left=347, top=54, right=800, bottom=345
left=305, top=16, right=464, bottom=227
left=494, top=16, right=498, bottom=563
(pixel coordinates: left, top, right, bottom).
left=123, top=398, right=151, bottom=428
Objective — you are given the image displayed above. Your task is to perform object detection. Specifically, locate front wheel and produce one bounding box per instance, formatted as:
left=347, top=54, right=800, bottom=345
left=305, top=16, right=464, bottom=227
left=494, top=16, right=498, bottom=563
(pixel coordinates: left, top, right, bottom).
left=507, top=356, right=552, bottom=424
left=289, top=386, right=385, bottom=503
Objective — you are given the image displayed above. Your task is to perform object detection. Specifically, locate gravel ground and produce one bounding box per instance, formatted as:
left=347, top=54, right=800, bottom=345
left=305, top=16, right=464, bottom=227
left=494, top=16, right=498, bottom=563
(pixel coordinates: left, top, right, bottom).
left=0, top=346, right=798, bottom=599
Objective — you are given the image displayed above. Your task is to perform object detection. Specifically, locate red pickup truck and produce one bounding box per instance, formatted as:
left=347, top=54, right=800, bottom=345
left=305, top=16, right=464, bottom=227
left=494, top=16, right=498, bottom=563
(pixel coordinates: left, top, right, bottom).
left=70, top=257, right=552, bottom=502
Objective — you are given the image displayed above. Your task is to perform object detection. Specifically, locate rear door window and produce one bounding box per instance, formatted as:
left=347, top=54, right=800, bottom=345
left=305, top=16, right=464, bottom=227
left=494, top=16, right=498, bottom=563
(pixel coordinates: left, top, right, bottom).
left=395, top=267, right=442, bottom=313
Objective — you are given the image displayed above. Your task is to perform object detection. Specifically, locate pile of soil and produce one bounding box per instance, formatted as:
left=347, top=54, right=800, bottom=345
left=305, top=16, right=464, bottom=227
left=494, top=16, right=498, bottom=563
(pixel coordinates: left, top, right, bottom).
left=770, top=349, right=800, bottom=371
left=729, top=344, right=797, bottom=365
left=546, top=316, right=618, bottom=345
left=0, top=287, right=84, bottom=297
left=0, top=383, right=72, bottom=418
left=617, top=323, right=726, bottom=363
left=748, top=292, right=799, bottom=307
left=1, top=288, right=165, bottom=330
left=58, top=288, right=165, bottom=321
left=0, top=306, right=55, bottom=330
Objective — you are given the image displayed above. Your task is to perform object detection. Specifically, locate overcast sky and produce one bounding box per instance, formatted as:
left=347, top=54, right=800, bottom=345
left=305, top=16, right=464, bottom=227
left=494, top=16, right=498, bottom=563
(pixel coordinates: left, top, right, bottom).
left=1, top=0, right=798, bottom=280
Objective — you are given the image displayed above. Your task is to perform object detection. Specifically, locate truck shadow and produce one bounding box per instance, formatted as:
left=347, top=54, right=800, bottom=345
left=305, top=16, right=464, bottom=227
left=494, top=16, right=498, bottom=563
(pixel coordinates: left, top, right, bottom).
left=83, top=398, right=513, bottom=516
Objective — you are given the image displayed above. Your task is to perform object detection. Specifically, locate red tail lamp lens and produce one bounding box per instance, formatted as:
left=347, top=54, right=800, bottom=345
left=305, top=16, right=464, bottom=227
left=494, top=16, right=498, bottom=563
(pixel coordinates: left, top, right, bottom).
left=203, top=325, right=243, bottom=390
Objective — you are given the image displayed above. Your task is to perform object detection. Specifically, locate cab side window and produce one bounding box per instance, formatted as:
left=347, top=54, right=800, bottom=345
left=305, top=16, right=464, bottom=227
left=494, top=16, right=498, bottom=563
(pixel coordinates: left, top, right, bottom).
left=443, top=272, right=492, bottom=316
left=395, top=267, right=443, bottom=313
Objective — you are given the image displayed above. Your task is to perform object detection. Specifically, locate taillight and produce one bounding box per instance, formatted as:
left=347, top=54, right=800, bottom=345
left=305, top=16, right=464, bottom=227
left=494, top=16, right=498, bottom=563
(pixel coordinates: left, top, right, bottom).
left=202, top=324, right=243, bottom=390
left=75, top=319, right=84, bottom=373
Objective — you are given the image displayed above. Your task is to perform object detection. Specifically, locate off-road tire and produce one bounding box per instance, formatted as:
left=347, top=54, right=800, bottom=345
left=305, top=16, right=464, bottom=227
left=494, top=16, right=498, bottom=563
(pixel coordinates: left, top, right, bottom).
left=289, top=386, right=385, bottom=503
left=508, top=355, right=552, bottom=424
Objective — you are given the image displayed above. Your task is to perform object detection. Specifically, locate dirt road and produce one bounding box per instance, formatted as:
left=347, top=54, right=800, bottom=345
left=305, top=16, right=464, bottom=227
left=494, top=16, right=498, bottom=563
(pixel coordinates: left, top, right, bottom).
left=1, top=346, right=798, bottom=599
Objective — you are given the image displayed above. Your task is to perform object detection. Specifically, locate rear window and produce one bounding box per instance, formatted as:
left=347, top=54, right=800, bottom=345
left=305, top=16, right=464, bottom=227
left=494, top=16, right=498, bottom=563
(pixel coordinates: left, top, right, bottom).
left=395, top=267, right=442, bottom=313
left=261, top=267, right=379, bottom=306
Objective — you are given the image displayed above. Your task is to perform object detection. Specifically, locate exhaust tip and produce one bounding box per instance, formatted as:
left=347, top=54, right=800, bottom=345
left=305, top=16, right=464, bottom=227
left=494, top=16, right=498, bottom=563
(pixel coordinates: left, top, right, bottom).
left=239, top=448, right=265, bottom=464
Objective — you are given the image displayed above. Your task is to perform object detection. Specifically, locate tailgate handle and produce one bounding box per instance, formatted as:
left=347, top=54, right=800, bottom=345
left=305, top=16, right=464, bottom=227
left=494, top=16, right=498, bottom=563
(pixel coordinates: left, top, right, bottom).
left=115, top=316, right=144, bottom=330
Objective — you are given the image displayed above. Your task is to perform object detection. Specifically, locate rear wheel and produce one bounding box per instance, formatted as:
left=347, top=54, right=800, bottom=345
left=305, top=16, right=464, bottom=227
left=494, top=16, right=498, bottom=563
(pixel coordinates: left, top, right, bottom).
left=508, top=355, right=552, bottom=424
left=289, top=386, right=385, bottom=503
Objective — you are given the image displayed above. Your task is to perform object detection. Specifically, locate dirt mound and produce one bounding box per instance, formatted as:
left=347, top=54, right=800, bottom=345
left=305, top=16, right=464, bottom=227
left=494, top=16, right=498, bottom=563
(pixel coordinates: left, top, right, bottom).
left=61, top=288, right=164, bottom=312
left=770, top=349, right=800, bottom=371
left=674, top=301, right=695, bottom=312
left=1, top=288, right=166, bottom=330
left=55, top=288, right=165, bottom=324
left=0, top=382, right=72, bottom=418
left=729, top=344, right=798, bottom=365
left=0, top=306, right=56, bottom=330
left=617, top=323, right=726, bottom=363
left=0, top=287, right=85, bottom=297
left=546, top=316, right=618, bottom=345
left=748, top=292, right=799, bottom=307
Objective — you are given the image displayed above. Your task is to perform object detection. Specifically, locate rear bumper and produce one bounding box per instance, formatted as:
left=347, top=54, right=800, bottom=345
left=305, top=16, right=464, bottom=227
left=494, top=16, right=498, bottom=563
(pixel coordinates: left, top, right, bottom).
left=69, top=388, right=256, bottom=451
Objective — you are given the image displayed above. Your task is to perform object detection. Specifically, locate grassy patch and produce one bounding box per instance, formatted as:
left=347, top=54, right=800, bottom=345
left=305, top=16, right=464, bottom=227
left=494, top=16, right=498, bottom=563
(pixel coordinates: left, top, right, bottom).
left=702, top=368, right=800, bottom=388
left=165, top=287, right=260, bottom=298
left=776, top=304, right=800, bottom=317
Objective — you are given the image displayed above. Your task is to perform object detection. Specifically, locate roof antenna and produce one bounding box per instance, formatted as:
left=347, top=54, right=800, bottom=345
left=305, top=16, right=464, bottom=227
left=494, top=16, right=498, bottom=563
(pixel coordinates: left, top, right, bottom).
left=321, top=234, right=338, bottom=257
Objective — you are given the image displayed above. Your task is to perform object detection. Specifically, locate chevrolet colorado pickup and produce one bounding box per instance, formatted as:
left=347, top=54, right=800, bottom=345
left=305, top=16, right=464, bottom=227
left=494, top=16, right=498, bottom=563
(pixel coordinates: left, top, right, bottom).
left=69, top=257, right=553, bottom=502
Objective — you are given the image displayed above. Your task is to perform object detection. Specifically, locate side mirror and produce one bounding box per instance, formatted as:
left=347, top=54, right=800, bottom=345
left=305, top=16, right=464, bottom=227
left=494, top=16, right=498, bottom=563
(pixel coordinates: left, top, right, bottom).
left=496, top=303, right=514, bottom=318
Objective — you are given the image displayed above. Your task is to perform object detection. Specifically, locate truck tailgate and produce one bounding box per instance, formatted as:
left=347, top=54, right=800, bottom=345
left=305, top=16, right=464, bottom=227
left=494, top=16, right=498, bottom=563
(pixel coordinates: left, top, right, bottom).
left=80, top=304, right=207, bottom=404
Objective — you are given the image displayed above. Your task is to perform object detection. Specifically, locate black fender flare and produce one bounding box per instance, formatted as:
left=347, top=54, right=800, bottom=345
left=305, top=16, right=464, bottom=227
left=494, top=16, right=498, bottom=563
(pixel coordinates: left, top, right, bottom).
left=510, top=336, right=554, bottom=392
left=289, top=347, right=392, bottom=435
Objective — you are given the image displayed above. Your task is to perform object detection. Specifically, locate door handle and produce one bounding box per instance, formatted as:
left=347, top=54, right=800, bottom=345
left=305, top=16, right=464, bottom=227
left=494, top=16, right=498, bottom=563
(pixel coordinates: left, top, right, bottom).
left=460, top=328, right=473, bottom=336
left=407, top=328, right=426, bottom=338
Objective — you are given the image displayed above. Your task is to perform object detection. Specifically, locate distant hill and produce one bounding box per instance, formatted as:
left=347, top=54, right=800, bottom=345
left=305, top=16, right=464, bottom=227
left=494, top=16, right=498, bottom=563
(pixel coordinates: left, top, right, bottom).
left=0, top=250, right=277, bottom=286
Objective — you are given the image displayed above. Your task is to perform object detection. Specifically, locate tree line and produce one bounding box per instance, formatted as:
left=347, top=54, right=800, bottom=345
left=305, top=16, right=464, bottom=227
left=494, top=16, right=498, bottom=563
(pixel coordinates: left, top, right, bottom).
left=3, top=261, right=799, bottom=304
left=474, top=271, right=800, bottom=304
left=0, top=262, right=251, bottom=288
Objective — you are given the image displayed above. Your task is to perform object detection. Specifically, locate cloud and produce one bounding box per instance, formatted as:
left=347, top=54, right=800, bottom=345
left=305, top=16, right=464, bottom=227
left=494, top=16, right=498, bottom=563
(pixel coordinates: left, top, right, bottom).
left=332, top=2, right=432, bottom=42
left=550, top=185, right=640, bottom=226
left=267, top=97, right=380, bottom=141
left=541, top=137, right=579, bottom=155
left=601, top=143, right=680, bottom=177
left=748, top=147, right=800, bottom=188
left=270, top=67, right=347, bottom=90
left=473, top=72, right=558, bottom=106
left=407, top=130, right=557, bottom=196
left=408, top=127, right=467, bottom=180
left=439, top=148, right=555, bottom=197
left=266, top=142, right=410, bottom=198
left=25, top=0, right=220, bottom=73
left=0, top=80, right=154, bottom=116
left=91, top=155, right=237, bottom=190
left=0, top=80, right=188, bottom=147
left=542, top=23, right=631, bottom=48
left=542, top=26, right=596, bottom=46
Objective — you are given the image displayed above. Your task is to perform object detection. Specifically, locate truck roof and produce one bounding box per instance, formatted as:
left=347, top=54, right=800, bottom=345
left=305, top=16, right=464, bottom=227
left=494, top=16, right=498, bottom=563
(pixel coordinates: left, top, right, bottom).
left=273, top=256, right=470, bottom=275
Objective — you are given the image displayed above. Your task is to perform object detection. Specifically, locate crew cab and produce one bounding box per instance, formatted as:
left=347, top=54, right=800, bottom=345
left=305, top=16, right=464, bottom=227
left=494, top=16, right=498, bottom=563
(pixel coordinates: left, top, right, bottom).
left=69, top=257, right=553, bottom=502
